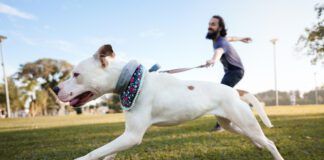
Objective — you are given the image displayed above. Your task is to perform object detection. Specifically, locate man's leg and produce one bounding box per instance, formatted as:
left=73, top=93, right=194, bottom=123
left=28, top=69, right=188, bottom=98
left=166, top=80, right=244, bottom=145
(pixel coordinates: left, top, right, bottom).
left=212, top=69, right=244, bottom=132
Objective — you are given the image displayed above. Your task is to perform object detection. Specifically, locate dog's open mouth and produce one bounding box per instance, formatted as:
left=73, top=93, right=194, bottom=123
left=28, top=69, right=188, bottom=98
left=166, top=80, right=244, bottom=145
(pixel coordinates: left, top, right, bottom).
left=69, top=91, right=94, bottom=107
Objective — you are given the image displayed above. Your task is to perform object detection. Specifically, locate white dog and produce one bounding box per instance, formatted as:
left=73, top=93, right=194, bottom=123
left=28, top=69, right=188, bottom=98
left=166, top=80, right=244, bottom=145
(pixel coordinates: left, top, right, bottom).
left=55, top=44, right=284, bottom=160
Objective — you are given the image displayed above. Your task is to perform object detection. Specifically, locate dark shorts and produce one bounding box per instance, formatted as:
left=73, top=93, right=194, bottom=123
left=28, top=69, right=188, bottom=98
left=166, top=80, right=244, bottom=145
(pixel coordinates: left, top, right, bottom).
left=221, top=69, right=244, bottom=87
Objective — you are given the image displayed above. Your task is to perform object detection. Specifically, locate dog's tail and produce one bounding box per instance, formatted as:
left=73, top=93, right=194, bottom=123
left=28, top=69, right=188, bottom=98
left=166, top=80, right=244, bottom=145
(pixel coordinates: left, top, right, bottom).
left=239, top=90, right=273, bottom=128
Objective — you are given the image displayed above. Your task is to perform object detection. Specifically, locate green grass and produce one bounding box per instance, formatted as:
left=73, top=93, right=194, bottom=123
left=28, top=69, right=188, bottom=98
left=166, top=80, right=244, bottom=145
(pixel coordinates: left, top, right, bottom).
left=0, top=106, right=324, bottom=160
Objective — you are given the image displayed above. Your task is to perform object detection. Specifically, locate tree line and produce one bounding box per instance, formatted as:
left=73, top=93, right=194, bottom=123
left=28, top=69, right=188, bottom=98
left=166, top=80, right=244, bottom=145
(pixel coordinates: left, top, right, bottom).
left=255, top=89, right=324, bottom=106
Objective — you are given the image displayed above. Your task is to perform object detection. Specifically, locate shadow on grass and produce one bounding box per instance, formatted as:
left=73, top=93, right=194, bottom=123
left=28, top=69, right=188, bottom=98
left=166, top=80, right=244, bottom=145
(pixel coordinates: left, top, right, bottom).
left=0, top=114, right=323, bottom=160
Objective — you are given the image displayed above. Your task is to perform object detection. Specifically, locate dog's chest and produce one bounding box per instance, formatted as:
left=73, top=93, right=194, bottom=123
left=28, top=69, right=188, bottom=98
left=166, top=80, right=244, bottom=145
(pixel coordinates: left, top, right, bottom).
left=148, top=87, right=214, bottom=125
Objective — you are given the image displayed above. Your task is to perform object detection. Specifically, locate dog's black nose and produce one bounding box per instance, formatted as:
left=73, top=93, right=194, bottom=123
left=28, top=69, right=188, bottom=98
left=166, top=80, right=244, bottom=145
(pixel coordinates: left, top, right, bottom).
left=53, top=86, right=60, bottom=95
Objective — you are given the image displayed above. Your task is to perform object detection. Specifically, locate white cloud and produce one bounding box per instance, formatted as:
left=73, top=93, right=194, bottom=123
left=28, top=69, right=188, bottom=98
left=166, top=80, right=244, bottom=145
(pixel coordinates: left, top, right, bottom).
left=0, top=2, right=36, bottom=20
left=43, top=25, right=51, bottom=30
left=83, top=36, right=126, bottom=48
left=45, top=40, right=78, bottom=53
left=11, top=32, right=41, bottom=46
left=12, top=32, right=85, bottom=56
left=17, top=34, right=38, bottom=46
left=139, top=29, right=165, bottom=38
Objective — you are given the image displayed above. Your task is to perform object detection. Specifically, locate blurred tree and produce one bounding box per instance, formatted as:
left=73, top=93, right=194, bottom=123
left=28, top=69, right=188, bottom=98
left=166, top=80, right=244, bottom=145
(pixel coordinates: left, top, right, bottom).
left=8, top=78, right=24, bottom=112
left=297, top=3, right=324, bottom=65
left=0, top=86, right=5, bottom=111
left=0, top=78, right=24, bottom=113
left=255, top=89, right=324, bottom=106
left=302, top=89, right=324, bottom=104
left=35, top=90, right=49, bottom=115
left=16, top=58, right=73, bottom=116
left=105, top=94, right=122, bottom=113
left=256, top=90, right=291, bottom=106
left=294, top=90, right=304, bottom=105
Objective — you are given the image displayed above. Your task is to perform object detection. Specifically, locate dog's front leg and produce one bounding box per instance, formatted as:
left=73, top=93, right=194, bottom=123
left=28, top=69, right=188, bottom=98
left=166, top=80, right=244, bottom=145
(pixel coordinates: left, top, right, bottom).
left=75, top=112, right=150, bottom=160
left=75, top=131, right=143, bottom=160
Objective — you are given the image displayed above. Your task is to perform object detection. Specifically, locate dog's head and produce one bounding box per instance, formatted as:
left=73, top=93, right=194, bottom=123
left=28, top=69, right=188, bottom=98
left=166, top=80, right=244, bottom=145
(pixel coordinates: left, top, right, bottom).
left=54, top=44, right=120, bottom=108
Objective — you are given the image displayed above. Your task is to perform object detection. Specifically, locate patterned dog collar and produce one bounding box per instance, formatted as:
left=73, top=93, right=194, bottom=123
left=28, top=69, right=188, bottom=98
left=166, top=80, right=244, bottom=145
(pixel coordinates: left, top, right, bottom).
left=115, top=60, right=145, bottom=111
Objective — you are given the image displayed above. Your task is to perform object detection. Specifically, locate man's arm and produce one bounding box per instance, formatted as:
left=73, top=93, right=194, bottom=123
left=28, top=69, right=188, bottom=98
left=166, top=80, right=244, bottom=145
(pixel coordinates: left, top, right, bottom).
left=226, top=37, right=252, bottom=43
left=205, top=48, right=224, bottom=67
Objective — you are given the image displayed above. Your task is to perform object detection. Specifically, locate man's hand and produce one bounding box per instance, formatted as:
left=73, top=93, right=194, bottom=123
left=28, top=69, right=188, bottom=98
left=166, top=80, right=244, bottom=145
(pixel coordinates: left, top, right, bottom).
left=207, top=48, right=224, bottom=67
left=206, top=59, right=216, bottom=67
left=226, top=37, right=252, bottom=43
left=241, top=37, right=252, bottom=43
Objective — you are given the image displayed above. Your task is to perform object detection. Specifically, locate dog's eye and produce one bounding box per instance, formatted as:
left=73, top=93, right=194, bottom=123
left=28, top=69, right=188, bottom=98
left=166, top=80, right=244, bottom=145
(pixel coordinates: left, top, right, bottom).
left=73, top=73, right=80, bottom=78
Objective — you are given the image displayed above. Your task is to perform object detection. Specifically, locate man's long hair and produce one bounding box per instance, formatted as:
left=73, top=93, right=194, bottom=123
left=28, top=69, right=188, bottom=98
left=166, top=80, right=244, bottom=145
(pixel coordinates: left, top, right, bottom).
left=213, top=15, right=227, bottom=37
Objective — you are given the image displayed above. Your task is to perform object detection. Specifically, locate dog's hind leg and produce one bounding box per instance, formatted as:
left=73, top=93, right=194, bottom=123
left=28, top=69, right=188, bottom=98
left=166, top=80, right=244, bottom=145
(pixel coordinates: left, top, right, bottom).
left=217, top=117, right=263, bottom=149
left=224, top=100, right=284, bottom=160
left=246, top=134, right=284, bottom=160
left=217, top=117, right=244, bottom=134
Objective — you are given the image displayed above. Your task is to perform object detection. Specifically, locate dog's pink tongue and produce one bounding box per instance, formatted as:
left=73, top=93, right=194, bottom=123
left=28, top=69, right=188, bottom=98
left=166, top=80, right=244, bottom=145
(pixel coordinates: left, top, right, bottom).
left=70, top=98, right=79, bottom=106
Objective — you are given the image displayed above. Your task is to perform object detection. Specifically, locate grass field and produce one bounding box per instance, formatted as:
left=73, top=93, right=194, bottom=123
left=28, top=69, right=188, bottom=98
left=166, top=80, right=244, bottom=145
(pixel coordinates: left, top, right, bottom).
left=0, top=105, right=323, bottom=160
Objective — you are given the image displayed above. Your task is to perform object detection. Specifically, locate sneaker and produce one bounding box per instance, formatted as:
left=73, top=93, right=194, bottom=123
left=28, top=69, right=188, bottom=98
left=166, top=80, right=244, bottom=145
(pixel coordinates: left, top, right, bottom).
left=211, top=125, right=224, bottom=132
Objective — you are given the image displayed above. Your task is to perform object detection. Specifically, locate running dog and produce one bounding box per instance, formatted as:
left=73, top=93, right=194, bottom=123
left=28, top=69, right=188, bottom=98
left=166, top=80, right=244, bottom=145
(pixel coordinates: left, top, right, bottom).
left=54, top=44, right=283, bottom=160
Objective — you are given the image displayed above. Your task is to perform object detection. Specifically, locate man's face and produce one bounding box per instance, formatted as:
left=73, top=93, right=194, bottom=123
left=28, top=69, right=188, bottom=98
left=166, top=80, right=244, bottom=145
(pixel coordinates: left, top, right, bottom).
left=206, top=18, right=220, bottom=40
left=208, top=18, right=219, bottom=33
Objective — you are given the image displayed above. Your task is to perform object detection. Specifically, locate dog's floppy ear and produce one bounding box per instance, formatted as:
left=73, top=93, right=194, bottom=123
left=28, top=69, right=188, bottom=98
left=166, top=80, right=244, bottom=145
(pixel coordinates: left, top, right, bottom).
left=94, top=44, right=116, bottom=68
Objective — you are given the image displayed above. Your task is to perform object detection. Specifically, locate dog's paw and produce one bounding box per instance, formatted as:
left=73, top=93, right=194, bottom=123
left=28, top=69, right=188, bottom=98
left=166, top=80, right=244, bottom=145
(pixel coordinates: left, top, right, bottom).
left=74, top=156, right=88, bottom=160
left=103, top=154, right=117, bottom=160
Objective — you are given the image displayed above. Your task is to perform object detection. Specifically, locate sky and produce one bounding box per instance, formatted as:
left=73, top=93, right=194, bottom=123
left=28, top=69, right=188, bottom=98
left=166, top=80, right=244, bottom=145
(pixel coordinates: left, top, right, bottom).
left=0, top=0, right=323, bottom=94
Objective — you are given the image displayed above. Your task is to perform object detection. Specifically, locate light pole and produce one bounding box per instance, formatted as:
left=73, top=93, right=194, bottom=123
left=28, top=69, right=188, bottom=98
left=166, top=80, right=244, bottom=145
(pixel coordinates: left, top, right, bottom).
left=0, top=35, right=11, bottom=118
left=314, top=72, right=318, bottom=105
left=270, top=38, right=279, bottom=106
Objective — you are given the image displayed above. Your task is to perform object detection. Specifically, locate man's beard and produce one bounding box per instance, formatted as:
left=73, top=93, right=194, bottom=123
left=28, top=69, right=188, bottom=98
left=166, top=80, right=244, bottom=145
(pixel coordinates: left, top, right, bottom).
left=206, top=30, right=218, bottom=40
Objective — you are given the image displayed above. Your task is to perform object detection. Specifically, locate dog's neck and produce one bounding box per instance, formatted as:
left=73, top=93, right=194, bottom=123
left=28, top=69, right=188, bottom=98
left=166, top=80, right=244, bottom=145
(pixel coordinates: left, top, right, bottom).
left=101, top=58, right=146, bottom=96
left=102, top=58, right=128, bottom=94
left=109, top=58, right=127, bottom=72
left=114, top=60, right=141, bottom=94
